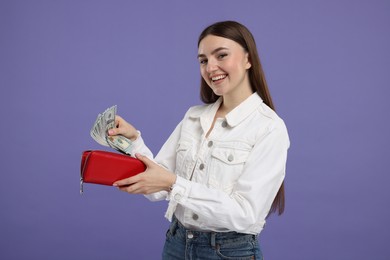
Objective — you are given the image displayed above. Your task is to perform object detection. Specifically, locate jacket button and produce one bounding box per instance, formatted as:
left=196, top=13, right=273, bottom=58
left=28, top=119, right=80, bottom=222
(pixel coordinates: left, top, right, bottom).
left=228, top=154, right=234, bottom=162
left=208, top=141, right=213, bottom=147
left=222, top=121, right=228, bottom=128
left=192, top=213, right=199, bottom=220
left=199, top=163, right=205, bottom=170
left=174, top=194, right=182, bottom=201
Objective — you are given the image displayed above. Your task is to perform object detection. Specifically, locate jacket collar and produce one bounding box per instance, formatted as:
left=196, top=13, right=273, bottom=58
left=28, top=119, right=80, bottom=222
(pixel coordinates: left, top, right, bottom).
left=225, top=93, right=263, bottom=127
left=189, top=93, right=263, bottom=129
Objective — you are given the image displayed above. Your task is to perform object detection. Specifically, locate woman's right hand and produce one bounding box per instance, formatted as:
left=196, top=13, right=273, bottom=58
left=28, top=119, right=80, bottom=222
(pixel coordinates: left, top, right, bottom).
left=108, top=115, right=138, bottom=141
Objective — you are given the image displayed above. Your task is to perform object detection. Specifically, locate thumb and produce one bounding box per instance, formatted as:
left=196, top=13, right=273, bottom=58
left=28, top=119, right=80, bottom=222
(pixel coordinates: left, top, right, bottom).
left=108, top=128, right=118, bottom=136
left=108, top=127, right=125, bottom=136
left=135, top=153, right=155, bottom=168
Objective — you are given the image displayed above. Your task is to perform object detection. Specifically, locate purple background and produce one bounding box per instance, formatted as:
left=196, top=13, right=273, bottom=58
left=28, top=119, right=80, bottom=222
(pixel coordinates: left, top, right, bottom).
left=1, top=1, right=389, bottom=259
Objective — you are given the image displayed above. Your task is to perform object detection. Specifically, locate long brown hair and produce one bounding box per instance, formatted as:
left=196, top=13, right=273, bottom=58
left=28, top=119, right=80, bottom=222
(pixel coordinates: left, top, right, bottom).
left=198, top=21, right=285, bottom=215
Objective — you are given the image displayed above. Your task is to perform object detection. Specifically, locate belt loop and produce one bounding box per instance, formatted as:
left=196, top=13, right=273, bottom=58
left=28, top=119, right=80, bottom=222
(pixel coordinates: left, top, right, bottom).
left=169, top=217, right=178, bottom=235
left=210, top=232, right=216, bottom=248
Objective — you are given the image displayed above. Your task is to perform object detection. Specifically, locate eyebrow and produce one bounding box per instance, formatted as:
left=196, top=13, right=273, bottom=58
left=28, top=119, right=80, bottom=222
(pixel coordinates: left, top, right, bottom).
left=197, top=47, right=229, bottom=59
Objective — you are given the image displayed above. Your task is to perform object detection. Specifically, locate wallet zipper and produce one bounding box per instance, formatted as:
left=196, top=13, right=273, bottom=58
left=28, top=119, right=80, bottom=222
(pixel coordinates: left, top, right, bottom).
left=80, top=151, right=92, bottom=195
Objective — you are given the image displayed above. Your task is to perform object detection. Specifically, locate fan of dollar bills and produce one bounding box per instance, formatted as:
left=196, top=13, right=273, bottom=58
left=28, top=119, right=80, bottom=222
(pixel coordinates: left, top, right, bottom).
left=90, top=105, right=133, bottom=154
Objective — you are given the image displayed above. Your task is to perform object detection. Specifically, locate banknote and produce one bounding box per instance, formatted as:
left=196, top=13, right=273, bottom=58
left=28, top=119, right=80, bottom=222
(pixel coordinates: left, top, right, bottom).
left=107, top=135, right=133, bottom=154
left=90, top=113, right=108, bottom=146
left=90, top=105, right=133, bottom=154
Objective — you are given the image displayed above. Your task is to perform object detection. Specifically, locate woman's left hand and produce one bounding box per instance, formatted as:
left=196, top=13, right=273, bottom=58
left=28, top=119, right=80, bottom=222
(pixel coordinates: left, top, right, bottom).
left=113, top=154, right=177, bottom=195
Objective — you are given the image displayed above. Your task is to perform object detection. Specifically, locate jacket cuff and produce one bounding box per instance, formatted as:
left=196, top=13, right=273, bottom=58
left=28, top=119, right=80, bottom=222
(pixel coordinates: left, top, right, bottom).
left=164, top=176, right=190, bottom=221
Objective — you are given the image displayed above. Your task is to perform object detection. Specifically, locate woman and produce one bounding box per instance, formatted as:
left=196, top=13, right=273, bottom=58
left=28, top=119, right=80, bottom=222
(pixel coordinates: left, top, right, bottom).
left=110, top=21, right=290, bottom=259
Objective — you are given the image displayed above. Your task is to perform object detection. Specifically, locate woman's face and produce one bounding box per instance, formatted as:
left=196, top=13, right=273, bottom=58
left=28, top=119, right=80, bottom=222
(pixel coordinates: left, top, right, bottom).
left=198, top=35, right=252, bottom=98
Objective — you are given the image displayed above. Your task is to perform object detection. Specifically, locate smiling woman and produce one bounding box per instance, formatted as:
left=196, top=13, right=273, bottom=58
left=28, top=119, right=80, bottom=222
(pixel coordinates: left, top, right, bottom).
left=198, top=36, right=252, bottom=103
left=108, top=21, right=290, bottom=260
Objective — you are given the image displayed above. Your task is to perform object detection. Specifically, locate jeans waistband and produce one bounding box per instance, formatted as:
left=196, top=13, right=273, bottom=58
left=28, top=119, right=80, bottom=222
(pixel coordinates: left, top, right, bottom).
left=168, top=216, right=258, bottom=248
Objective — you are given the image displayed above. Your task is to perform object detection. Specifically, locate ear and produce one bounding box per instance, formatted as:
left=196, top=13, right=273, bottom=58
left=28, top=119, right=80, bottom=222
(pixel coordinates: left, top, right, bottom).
left=245, top=53, right=252, bottom=70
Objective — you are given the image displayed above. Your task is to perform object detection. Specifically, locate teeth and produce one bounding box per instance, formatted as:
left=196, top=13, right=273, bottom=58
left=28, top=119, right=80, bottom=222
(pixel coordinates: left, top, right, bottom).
left=211, top=75, right=226, bottom=81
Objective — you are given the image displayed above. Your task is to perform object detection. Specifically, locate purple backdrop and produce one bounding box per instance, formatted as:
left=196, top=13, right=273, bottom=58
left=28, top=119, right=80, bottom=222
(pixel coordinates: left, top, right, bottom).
left=1, top=1, right=389, bottom=259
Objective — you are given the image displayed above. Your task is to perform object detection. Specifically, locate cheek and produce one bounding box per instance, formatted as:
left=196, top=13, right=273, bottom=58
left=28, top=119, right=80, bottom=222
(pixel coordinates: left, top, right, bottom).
left=229, top=62, right=246, bottom=77
left=227, top=56, right=247, bottom=72
left=200, top=69, right=210, bottom=83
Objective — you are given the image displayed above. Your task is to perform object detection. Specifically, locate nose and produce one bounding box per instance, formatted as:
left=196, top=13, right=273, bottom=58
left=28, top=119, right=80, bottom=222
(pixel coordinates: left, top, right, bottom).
left=206, top=58, right=218, bottom=73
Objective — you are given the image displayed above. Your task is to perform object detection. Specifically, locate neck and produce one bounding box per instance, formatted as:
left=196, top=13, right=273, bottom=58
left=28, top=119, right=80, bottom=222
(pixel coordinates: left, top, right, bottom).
left=220, top=88, right=253, bottom=114
left=221, top=71, right=253, bottom=113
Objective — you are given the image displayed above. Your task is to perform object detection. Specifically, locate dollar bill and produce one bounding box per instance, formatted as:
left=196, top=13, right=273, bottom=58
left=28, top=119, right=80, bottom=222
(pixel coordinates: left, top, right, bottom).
left=90, top=113, right=108, bottom=146
left=106, top=135, right=133, bottom=154
left=103, top=105, right=116, bottom=135
left=90, top=105, right=133, bottom=154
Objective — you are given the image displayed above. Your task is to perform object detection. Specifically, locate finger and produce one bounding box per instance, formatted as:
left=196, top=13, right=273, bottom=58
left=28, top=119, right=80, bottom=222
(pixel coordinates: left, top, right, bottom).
left=113, top=175, right=139, bottom=187
left=135, top=153, right=155, bottom=168
left=108, top=125, right=127, bottom=136
left=114, top=115, right=124, bottom=125
left=108, top=128, right=118, bottom=136
left=108, top=115, right=124, bottom=135
left=117, top=182, right=143, bottom=194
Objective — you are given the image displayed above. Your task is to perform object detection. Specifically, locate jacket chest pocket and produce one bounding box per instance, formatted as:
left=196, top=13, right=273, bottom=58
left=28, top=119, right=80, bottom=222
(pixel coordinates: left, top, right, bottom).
left=175, top=141, right=194, bottom=179
left=208, top=147, right=251, bottom=194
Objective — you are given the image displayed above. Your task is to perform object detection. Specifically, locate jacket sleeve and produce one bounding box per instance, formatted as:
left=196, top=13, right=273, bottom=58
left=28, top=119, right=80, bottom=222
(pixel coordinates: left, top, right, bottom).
left=144, top=120, right=184, bottom=201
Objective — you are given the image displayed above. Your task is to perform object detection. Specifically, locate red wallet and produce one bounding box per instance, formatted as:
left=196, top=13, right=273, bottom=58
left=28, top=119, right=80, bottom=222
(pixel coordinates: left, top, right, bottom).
left=80, top=150, right=146, bottom=194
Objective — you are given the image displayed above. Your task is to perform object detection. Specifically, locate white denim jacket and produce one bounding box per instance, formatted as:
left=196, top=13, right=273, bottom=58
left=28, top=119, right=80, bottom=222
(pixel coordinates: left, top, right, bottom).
left=129, top=93, right=290, bottom=235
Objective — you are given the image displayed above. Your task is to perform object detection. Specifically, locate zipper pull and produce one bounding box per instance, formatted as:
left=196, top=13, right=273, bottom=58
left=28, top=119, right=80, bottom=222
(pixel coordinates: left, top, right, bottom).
left=80, top=178, right=84, bottom=195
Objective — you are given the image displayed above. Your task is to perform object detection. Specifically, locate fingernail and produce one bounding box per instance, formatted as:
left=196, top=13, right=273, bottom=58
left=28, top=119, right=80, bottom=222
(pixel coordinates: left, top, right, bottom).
left=108, top=130, right=113, bottom=135
left=113, top=183, right=118, bottom=187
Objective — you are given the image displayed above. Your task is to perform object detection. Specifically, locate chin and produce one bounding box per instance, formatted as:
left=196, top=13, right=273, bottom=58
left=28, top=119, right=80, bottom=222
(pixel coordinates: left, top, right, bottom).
left=212, top=89, right=224, bottom=97
left=211, top=85, right=227, bottom=96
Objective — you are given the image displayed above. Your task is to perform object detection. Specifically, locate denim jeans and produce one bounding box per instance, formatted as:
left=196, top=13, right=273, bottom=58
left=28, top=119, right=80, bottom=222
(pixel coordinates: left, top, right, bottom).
left=162, top=217, right=263, bottom=260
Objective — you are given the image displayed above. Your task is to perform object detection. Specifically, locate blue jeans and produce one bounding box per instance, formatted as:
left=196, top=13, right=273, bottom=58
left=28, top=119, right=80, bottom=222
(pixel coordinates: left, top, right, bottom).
left=162, top=217, right=263, bottom=260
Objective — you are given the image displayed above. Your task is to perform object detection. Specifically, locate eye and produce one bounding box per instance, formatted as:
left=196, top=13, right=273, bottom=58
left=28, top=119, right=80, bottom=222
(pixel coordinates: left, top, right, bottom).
left=217, top=53, right=228, bottom=59
left=199, top=59, right=208, bottom=65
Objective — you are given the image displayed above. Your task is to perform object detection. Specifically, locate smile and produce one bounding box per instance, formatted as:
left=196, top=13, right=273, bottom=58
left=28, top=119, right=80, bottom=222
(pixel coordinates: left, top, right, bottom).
left=211, top=74, right=227, bottom=82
